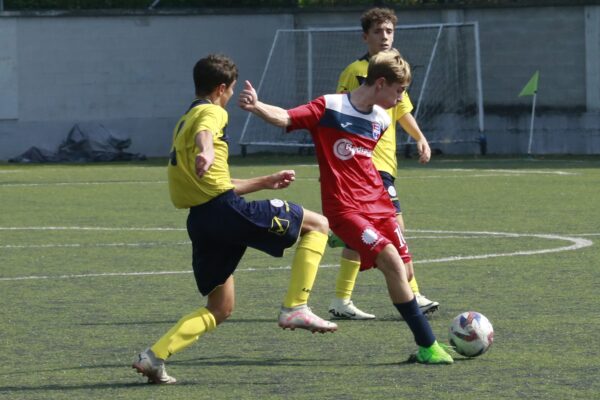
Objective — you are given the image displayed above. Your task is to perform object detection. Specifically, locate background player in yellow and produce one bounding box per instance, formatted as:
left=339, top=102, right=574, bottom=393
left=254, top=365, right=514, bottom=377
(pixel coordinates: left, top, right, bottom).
left=132, top=54, right=336, bottom=385
left=328, top=7, right=439, bottom=320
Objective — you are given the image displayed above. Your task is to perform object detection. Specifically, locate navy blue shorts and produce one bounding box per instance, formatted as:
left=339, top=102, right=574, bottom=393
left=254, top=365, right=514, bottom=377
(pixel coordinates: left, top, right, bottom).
left=379, top=171, right=401, bottom=214
left=187, top=190, right=304, bottom=296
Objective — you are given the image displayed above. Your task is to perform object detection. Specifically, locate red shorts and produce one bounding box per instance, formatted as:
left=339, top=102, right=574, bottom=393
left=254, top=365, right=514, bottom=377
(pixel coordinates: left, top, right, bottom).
left=329, top=214, right=412, bottom=271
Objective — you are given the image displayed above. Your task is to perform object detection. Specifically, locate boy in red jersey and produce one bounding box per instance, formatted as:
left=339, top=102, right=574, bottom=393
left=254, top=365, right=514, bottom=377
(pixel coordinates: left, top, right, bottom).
left=329, top=7, right=439, bottom=321
left=239, top=49, right=452, bottom=364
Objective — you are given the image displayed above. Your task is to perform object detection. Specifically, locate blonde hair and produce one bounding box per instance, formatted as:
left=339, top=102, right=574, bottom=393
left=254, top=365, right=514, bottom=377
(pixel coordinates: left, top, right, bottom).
left=365, top=48, right=411, bottom=86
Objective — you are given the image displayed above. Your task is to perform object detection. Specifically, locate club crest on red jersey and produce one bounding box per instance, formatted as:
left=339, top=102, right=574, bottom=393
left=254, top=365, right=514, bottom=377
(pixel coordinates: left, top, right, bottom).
left=372, top=122, right=381, bottom=140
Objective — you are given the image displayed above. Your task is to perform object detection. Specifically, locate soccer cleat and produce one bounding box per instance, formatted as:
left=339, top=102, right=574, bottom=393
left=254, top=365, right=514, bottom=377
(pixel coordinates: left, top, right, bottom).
left=132, top=348, right=177, bottom=384
left=415, top=293, right=440, bottom=315
left=278, top=304, right=338, bottom=333
left=410, top=341, right=454, bottom=365
left=328, top=298, right=376, bottom=320
left=327, top=231, right=346, bottom=248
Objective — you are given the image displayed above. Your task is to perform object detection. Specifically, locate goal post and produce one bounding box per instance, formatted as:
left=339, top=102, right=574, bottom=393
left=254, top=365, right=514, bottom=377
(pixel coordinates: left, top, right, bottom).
left=239, top=22, right=485, bottom=156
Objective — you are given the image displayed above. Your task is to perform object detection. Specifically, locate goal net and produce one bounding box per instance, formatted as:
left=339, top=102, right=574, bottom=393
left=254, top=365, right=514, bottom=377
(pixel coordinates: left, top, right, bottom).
left=239, top=22, right=485, bottom=155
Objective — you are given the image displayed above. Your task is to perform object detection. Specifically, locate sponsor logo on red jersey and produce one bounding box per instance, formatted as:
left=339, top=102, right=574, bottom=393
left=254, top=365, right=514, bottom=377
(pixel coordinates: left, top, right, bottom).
left=333, top=138, right=373, bottom=161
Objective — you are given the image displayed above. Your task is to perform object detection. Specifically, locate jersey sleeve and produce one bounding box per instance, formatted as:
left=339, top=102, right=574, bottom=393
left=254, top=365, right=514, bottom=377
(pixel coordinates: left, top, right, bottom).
left=198, top=105, right=226, bottom=134
left=337, top=62, right=363, bottom=93
left=394, top=92, right=414, bottom=120
left=286, top=96, right=326, bottom=132
left=337, top=65, right=355, bottom=93
left=191, top=105, right=227, bottom=141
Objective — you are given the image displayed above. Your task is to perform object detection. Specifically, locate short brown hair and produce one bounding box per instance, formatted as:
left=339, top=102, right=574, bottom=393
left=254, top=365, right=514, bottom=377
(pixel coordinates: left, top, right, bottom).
left=360, top=7, right=398, bottom=33
left=365, top=48, right=411, bottom=86
left=193, top=54, right=238, bottom=97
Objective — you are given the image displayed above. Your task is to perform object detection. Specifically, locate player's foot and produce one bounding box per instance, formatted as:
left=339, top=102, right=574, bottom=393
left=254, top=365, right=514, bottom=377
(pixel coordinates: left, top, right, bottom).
left=327, top=231, right=345, bottom=248
left=328, top=298, right=376, bottom=320
left=410, top=341, right=454, bottom=365
left=415, top=293, right=439, bottom=315
left=132, top=348, right=177, bottom=384
left=278, top=304, right=338, bottom=333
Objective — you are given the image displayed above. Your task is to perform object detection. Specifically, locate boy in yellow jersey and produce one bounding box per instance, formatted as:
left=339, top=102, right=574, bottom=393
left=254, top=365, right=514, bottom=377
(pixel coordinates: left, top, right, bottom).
left=328, top=7, right=439, bottom=320
left=132, top=54, right=336, bottom=385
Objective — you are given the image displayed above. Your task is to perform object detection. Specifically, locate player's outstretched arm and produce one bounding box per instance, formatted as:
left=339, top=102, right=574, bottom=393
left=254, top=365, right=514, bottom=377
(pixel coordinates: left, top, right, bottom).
left=398, top=113, right=431, bottom=164
left=238, top=80, right=291, bottom=128
left=232, top=170, right=296, bottom=195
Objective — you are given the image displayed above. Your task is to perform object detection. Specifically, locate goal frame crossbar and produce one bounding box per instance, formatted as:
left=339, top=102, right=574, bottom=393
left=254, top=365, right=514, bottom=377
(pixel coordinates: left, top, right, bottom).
left=239, top=22, right=485, bottom=154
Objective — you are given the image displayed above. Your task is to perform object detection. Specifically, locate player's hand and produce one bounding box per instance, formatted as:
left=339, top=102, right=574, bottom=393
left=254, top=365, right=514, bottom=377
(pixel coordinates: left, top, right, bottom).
left=416, top=138, right=431, bottom=164
left=238, top=80, right=257, bottom=111
left=266, top=170, right=296, bottom=190
left=195, top=151, right=214, bottom=178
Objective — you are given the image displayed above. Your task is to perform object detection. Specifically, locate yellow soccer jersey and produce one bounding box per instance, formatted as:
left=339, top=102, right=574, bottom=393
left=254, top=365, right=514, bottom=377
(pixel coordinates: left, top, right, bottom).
left=337, top=55, right=413, bottom=177
left=168, top=100, right=234, bottom=208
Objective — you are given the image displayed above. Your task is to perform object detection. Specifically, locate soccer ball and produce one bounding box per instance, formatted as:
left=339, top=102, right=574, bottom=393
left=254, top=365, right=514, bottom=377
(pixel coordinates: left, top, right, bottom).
left=448, top=311, right=494, bottom=357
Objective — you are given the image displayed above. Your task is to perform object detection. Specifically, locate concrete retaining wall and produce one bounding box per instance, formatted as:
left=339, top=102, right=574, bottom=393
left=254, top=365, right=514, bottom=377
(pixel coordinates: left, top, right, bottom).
left=0, top=6, right=598, bottom=159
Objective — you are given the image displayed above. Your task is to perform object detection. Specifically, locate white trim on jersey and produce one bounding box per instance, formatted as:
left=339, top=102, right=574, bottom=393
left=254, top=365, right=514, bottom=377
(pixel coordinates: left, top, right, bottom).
left=323, top=93, right=391, bottom=130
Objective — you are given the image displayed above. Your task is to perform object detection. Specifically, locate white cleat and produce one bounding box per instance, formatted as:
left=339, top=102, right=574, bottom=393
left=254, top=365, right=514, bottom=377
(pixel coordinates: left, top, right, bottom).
left=132, top=348, right=177, bottom=384
left=415, top=293, right=440, bottom=315
left=278, top=305, right=338, bottom=333
left=328, top=298, right=376, bottom=320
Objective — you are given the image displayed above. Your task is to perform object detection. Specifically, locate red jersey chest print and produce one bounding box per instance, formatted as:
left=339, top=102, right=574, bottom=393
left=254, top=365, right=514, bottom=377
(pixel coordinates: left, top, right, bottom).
left=287, top=94, right=396, bottom=219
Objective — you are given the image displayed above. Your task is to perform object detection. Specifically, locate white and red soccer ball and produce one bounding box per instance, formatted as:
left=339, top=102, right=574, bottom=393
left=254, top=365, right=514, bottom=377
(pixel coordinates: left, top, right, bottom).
left=449, top=311, right=494, bottom=357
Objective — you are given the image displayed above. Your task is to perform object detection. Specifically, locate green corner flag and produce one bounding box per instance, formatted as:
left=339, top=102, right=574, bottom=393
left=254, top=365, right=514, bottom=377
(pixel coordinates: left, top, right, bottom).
left=519, top=70, right=539, bottom=97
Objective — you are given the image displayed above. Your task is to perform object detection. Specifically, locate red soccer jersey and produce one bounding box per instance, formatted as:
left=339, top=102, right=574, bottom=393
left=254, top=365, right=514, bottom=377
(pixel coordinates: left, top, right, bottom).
left=287, top=94, right=396, bottom=220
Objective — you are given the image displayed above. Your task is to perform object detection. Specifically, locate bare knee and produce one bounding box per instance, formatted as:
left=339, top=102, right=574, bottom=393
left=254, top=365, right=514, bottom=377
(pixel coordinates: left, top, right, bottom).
left=313, top=214, right=329, bottom=234
left=376, top=245, right=408, bottom=281
left=302, top=209, right=329, bottom=235
left=378, top=260, right=405, bottom=280
left=206, top=277, right=235, bottom=325
left=341, top=247, right=360, bottom=262
left=376, top=245, right=413, bottom=303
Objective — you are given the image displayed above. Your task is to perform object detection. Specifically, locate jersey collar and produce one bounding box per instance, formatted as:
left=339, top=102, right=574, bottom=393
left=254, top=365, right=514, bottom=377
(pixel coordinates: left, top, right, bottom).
left=187, top=98, right=212, bottom=112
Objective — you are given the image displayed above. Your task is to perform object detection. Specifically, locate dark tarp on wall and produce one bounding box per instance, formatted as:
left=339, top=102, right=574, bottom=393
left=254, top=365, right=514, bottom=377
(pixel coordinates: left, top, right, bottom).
left=9, top=123, right=146, bottom=163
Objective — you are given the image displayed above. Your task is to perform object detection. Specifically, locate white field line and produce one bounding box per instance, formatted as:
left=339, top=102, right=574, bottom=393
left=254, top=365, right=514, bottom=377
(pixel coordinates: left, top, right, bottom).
left=1, top=241, right=188, bottom=249
left=0, top=226, right=185, bottom=231
left=0, top=266, right=298, bottom=281
left=1, top=226, right=596, bottom=236
left=411, top=230, right=592, bottom=264
left=0, top=235, right=523, bottom=250
left=0, top=166, right=159, bottom=173
left=0, top=228, right=593, bottom=282
left=0, top=180, right=166, bottom=188
left=442, top=168, right=576, bottom=175
left=0, top=169, right=577, bottom=188
left=397, top=173, right=577, bottom=180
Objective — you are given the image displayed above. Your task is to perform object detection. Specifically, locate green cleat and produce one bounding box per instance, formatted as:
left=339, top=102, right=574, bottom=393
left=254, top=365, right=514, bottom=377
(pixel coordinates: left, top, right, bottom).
left=412, top=341, right=454, bottom=365
left=327, top=231, right=346, bottom=248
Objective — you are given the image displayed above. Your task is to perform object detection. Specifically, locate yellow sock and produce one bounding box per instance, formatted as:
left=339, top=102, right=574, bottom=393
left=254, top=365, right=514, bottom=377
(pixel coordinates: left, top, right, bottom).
left=151, top=307, right=216, bottom=360
left=283, top=230, right=327, bottom=308
left=409, top=276, right=420, bottom=295
left=335, top=257, right=361, bottom=300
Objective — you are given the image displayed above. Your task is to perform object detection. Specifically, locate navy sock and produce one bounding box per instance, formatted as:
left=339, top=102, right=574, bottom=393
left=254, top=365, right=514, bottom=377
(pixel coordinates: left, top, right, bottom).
left=394, top=297, right=436, bottom=347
